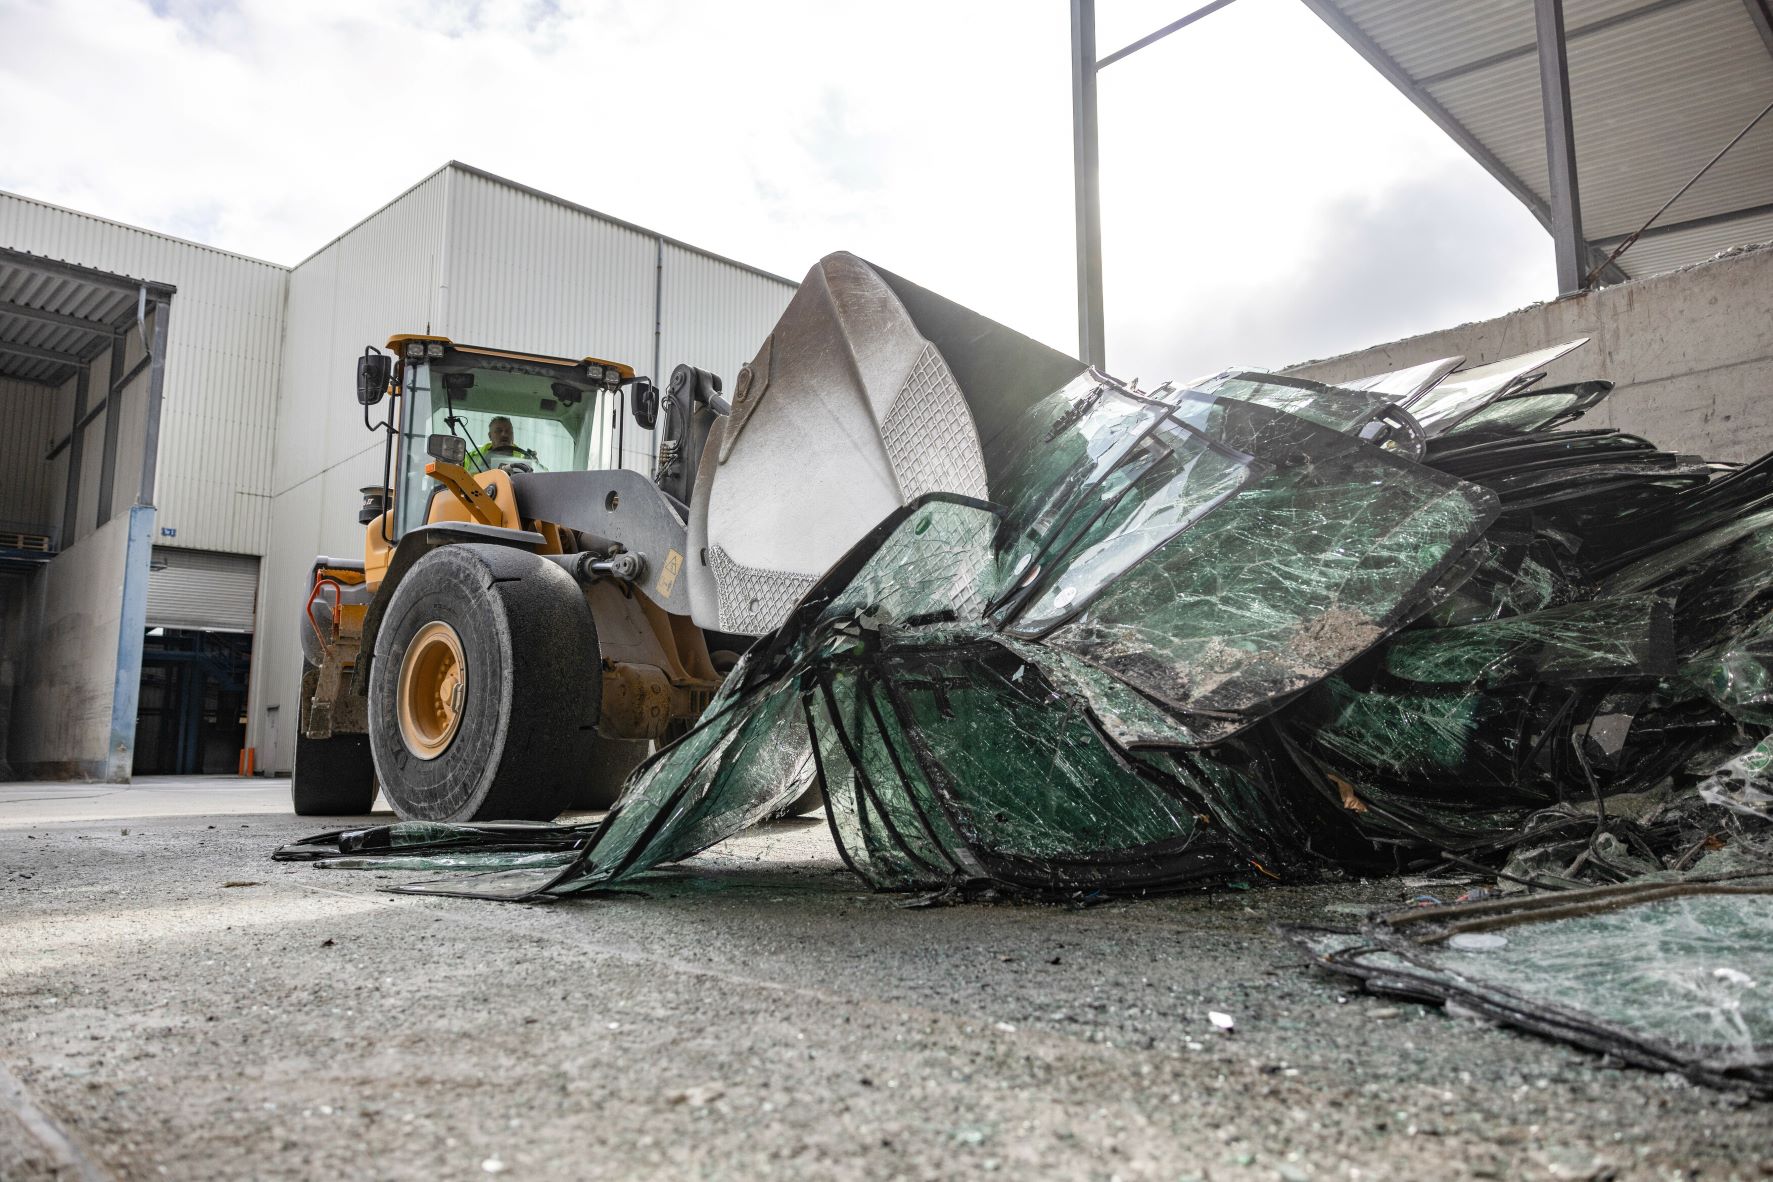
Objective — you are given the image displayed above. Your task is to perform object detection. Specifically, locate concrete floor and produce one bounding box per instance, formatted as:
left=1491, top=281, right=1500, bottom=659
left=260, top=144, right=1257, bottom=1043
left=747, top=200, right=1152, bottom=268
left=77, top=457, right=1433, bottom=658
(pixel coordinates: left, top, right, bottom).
left=2, top=777, right=1769, bottom=1182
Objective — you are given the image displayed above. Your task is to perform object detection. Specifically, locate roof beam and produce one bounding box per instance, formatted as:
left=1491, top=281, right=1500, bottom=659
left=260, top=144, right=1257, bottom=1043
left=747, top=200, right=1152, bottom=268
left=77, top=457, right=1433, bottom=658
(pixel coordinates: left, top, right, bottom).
left=1097, top=0, right=1240, bottom=69
left=1590, top=199, right=1773, bottom=244
left=1536, top=0, right=1589, bottom=293
left=1419, top=0, right=1700, bottom=86
left=0, top=340, right=84, bottom=367
left=0, top=298, right=116, bottom=336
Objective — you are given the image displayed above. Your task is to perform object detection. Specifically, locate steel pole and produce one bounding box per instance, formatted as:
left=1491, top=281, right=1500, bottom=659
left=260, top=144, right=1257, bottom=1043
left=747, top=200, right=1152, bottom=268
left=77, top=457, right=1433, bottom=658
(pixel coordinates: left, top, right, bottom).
left=1071, top=0, right=1107, bottom=369
left=1534, top=0, right=1587, bottom=293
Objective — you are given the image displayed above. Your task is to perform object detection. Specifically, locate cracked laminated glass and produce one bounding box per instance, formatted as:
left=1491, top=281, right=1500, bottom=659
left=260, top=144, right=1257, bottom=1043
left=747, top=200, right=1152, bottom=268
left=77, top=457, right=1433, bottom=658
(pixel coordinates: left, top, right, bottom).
left=1296, top=884, right=1773, bottom=1094
left=1002, top=421, right=1255, bottom=636
left=1293, top=674, right=1537, bottom=790
left=1420, top=537, right=1577, bottom=627
left=819, top=496, right=1002, bottom=629
left=812, top=642, right=1258, bottom=893
left=987, top=377, right=1180, bottom=592
left=1380, top=594, right=1673, bottom=689
left=1195, top=371, right=1402, bottom=436
left=1337, top=356, right=1464, bottom=403
left=385, top=676, right=812, bottom=900
left=1043, top=441, right=1497, bottom=739
left=1403, top=340, right=1589, bottom=437
left=1441, top=382, right=1612, bottom=438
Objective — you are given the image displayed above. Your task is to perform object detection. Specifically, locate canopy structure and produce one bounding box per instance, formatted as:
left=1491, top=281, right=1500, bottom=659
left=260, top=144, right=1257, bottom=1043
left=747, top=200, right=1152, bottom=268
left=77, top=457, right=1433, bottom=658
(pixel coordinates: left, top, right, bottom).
left=1300, top=0, right=1773, bottom=291
left=1068, top=0, right=1773, bottom=364
left=0, top=245, right=175, bottom=554
left=0, top=245, right=172, bottom=387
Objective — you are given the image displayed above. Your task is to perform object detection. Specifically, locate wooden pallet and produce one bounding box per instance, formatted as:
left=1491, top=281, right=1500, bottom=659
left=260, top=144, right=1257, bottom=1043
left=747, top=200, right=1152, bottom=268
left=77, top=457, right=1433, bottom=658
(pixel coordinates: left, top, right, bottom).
left=0, top=531, right=51, bottom=552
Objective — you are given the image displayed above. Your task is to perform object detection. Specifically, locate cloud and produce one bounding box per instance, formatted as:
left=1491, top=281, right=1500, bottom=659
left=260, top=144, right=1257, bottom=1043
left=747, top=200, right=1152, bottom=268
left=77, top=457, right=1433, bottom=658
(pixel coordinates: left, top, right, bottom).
left=0, top=0, right=1555, bottom=381
left=1112, top=169, right=1554, bottom=381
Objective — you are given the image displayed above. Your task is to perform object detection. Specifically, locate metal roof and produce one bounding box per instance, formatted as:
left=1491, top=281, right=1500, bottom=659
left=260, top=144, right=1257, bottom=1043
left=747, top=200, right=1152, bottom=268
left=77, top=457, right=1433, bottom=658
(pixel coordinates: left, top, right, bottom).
left=1301, top=0, right=1773, bottom=281
left=0, top=245, right=175, bottom=385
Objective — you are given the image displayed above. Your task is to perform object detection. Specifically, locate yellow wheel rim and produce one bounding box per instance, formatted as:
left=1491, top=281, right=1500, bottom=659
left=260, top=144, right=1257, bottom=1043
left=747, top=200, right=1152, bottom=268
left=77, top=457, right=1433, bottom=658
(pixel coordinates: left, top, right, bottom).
left=396, top=621, right=467, bottom=760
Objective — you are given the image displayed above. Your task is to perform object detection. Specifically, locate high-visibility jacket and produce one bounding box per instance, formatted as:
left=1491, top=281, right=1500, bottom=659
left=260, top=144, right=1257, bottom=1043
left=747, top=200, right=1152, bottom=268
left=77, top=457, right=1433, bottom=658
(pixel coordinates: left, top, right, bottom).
left=465, top=444, right=544, bottom=471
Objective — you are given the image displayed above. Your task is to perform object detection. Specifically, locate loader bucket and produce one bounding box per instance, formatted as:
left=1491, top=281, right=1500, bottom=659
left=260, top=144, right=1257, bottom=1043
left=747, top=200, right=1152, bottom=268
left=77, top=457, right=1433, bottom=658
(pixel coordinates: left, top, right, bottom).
left=683, top=251, right=1085, bottom=636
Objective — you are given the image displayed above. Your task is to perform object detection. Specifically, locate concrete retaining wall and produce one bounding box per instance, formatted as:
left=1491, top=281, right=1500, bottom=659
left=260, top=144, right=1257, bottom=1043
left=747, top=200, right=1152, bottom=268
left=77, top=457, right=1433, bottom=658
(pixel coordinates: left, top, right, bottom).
left=1285, top=245, right=1773, bottom=462
left=10, top=506, right=153, bottom=781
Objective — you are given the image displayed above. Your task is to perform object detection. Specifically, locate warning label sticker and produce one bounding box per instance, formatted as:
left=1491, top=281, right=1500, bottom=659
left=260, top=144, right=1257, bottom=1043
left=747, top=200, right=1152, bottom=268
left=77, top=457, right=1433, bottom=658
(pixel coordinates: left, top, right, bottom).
left=656, top=548, right=684, bottom=599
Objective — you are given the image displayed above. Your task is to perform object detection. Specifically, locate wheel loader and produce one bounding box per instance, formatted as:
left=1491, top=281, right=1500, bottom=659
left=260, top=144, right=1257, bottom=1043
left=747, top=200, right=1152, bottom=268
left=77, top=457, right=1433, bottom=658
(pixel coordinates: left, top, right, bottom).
left=290, top=251, right=1083, bottom=823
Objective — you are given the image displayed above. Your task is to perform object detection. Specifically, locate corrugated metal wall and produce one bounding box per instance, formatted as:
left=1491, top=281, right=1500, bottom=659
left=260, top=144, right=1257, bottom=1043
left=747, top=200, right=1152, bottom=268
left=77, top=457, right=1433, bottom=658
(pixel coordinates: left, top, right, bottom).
left=246, top=169, right=450, bottom=776
left=0, top=376, right=66, bottom=535
left=6, top=168, right=796, bottom=775
left=0, top=193, right=288, bottom=557
left=445, top=168, right=796, bottom=473
left=249, top=164, right=795, bottom=772
left=2, top=163, right=794, bottom=771
left=443, top=169, right=658, bottom=472
left=657, top=242, right=799, bottom=469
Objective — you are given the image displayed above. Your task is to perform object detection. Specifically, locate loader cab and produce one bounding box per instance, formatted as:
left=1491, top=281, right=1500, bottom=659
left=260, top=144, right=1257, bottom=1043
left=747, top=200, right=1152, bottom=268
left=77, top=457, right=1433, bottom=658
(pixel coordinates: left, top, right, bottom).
left=372, top=336, right=634, bottom=539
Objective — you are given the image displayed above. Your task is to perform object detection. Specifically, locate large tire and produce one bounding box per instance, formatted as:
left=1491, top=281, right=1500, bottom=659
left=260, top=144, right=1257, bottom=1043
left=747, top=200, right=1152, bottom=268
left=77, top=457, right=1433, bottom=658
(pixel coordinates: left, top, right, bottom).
left=291, top=664, right=378, bottom=816
left=570, top=739, right=651, bottom=811
left=368, top=544, right=600, bottom=822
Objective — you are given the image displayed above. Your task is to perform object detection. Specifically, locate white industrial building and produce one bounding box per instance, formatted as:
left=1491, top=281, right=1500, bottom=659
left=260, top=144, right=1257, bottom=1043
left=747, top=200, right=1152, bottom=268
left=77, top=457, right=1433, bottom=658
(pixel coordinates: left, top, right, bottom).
left=0, top=162, right=796, bottom=780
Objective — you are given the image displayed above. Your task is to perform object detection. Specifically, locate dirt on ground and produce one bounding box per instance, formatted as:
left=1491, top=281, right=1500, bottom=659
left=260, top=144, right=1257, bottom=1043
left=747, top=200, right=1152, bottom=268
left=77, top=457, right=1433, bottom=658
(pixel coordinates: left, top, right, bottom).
left=2, top=782, right=1769, bottom=1181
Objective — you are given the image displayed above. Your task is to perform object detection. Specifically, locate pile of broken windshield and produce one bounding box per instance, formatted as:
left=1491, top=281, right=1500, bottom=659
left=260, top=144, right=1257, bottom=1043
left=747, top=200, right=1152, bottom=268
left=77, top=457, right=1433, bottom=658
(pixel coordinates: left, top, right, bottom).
left=280, top=338, right=1773, bottom=914
left=270, top=325, right=1773, bottom=1098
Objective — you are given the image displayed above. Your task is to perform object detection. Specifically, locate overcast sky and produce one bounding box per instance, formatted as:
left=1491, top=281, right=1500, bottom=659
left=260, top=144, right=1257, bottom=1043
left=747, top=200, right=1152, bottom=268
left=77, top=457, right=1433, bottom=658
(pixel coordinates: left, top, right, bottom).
left=1, top=0, right=1556, bottom=381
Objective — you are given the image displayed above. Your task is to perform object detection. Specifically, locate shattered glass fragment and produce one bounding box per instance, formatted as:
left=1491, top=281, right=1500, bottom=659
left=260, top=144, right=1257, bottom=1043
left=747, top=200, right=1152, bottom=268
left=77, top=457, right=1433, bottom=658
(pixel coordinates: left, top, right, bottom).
left=1044, top=441, right=1496, bottom=737
left=1441, top=381, right=1613, bottom=438
left=1337, top=355, right=1465, bottom=403
left=1402, top=340, right=1589, bottom=437
left=1290, top=879, right=1773, bottom=1096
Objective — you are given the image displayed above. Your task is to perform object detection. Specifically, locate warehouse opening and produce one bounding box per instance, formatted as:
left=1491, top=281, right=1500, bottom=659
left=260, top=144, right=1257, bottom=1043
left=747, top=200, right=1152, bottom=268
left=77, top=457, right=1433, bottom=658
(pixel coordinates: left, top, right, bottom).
left=133, top=547, right=259, bottom=775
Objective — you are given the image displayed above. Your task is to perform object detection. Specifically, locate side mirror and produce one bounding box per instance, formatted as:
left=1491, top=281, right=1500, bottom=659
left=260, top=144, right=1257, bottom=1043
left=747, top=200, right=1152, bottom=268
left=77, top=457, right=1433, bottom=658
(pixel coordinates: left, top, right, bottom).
left=630, top=377, right=658, bottom=430
left=357, top=349, right=392, bottom=406
left=426, top=434, right=467, bottom=466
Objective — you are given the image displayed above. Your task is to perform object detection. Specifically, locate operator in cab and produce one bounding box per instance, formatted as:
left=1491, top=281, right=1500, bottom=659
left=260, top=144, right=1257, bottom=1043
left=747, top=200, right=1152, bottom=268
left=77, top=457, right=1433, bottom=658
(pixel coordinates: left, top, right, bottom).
left=467, top=416, right=543, bottom=471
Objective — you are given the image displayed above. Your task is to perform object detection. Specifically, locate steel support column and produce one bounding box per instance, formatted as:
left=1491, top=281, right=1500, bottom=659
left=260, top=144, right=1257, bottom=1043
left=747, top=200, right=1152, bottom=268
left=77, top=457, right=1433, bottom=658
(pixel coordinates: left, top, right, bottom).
left=1534, top=0, right=1588, bottom=293
left=59, top=366, right=89, bottom=548
left=137, top=299, right=171, bottom=507
left=1071, top=0, right=1107, bottom=370
left=96, top=331, right=124, bottom=527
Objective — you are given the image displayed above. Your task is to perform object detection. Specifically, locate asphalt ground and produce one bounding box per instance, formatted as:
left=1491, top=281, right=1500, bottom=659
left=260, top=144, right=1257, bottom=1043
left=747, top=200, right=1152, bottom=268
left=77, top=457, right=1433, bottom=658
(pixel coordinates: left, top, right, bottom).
left=2, top=777, right=1769, bottom=1182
